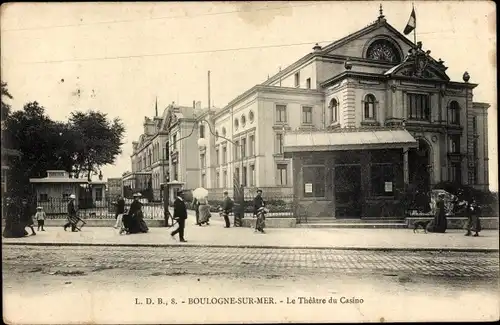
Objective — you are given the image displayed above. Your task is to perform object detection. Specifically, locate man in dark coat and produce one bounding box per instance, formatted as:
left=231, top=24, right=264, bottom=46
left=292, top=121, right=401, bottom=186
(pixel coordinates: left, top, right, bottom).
left=221, top=191, right=233, bottom=228
left=253, top=189, right=265, bottom=215
left=171, top=189, right=188, bottom=242
left=64, top=194, right=78, bottom=232
left=20, top=198, right=36, bottom=236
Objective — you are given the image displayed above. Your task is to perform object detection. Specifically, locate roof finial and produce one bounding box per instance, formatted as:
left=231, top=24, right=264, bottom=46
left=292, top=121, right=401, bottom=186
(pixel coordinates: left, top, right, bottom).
left=378, top=3, right=385, bottom=20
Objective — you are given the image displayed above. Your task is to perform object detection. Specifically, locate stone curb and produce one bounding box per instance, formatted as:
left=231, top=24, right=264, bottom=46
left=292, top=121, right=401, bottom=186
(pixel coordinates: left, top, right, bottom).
left=2, top=242, right=498, bottom=253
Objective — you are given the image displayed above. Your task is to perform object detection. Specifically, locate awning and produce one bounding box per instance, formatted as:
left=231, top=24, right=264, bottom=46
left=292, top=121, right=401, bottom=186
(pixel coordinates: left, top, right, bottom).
left=283, top=129, right=418, bottom=153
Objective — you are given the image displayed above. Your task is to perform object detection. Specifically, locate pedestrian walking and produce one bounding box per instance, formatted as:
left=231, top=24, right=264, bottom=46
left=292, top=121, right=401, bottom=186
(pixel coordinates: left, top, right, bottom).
left=2, top=197, right=27, bottom=238
left=35, top=207, right=46, bottom=231
left=253, top=189, right=266, bottom=233
left=221, top=191, right=233, bottom=228
left=193, top=198, right=201, bottom=226
left=123, top=193, right=149, bottom=234
left=466, top=199, right=482, bottom=237
left=20, top=198, right=36, bottom=236
left=198, top=196, right=211, bottom=226
left=63, top=194, right=78, bottom=232
left=426, top=193, right=447, bottom=233
left=114, top=195, right=126, bottom=231
left=171, top=189, right=188, bottom=242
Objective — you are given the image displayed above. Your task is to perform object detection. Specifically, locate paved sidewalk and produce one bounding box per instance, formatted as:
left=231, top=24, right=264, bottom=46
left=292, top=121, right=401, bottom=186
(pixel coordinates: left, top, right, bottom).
left=2, top=217, right=498, bottom=251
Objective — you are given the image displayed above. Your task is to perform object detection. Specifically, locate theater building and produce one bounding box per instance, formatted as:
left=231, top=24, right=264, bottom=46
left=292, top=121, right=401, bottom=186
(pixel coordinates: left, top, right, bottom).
left=273, top=11, right=490, bottom=219
left=127, top=8, right=489, bottom=219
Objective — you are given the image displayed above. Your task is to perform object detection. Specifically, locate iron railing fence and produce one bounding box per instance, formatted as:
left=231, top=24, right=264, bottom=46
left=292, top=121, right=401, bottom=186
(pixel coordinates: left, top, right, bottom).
left=21, top=194, right=296, bottom=220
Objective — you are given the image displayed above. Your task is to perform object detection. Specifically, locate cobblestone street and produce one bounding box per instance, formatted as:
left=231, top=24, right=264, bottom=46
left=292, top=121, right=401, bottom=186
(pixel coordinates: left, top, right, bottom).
left=3, top=244, right=499, bottom=278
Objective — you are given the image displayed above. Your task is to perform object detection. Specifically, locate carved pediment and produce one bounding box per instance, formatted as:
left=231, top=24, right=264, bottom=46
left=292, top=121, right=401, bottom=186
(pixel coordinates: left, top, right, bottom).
left=384, top=42, right=450, bottom=81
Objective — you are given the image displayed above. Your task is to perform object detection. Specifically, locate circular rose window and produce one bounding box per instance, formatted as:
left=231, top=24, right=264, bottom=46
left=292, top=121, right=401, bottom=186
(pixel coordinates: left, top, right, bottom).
left=249, top=110, right=254, bottom=123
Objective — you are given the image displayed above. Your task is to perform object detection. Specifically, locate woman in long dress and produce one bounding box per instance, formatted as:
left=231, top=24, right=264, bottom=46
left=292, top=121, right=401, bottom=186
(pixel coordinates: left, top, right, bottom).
left=197, top=196, right=211, bottom=226
left=426, top=193, right=448, bottom=233
left=123, top=194, right=149, bottom=234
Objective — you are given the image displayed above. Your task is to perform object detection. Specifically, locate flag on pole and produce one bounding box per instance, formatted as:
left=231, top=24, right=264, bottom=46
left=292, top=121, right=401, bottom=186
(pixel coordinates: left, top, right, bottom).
left=403, top=8, right=416, bottom=35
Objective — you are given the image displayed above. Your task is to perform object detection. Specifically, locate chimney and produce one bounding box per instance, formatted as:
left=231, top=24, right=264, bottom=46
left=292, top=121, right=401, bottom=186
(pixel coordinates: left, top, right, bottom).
left=196, top=101, right=202, bottom=109
left=193, top=100, right=196, bottom=109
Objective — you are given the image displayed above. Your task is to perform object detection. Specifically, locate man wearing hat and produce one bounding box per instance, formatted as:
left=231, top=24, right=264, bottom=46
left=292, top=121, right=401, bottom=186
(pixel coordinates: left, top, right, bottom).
left=171, top=189, right=188, bottom=242
left=221, top=191, right=234, bottom=228
left=64, top=194, right=78, bottom=232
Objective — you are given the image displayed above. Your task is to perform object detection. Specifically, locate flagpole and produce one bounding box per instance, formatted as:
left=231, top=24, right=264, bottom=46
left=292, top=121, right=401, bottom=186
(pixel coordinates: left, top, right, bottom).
left=413, top=3, right=416, bottom=45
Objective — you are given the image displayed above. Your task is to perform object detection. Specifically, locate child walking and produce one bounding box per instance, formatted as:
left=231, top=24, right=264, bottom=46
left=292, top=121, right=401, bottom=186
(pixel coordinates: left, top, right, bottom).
left=35, top=207, right=46, bottom=231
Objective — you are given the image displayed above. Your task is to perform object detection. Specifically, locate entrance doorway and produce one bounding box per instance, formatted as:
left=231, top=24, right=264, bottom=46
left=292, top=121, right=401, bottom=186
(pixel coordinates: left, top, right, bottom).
left=334, top=164, right=362, bottom=218
left=408, top=139, right=431, bottom=193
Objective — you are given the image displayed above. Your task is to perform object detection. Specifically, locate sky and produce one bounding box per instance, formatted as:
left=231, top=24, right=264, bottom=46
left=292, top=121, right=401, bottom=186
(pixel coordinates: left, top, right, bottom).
left=1, top=1, right=497, bottom=190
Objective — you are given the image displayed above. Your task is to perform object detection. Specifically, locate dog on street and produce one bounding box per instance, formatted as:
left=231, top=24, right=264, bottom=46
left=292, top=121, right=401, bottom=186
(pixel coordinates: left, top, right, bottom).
left=413, top=220, right=431, bottom=233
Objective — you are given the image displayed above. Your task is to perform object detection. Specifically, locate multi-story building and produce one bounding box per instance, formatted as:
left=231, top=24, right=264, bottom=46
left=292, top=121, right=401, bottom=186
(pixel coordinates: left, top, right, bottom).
left=124, top=101, right=206, bottom=200
left=129, top=8, right=489, bottom=219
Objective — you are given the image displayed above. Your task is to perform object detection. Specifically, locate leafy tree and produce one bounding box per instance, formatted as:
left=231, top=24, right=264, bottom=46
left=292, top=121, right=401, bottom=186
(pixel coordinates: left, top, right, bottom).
left=1, top=81, right=13, bottom=121
left=4, top=102, right=80, bottom=197
left=69, top=110, right=125, bottom=181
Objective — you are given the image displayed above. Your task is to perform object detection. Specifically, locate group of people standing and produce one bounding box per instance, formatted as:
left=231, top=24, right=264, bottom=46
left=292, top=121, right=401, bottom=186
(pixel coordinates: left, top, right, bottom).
left=3, top=197, right=45, bottom=238
left=426, top=191, right=482, bottom=236
left=113, top=193, right=149, bottom=234
left=168, top=188, right=268, bottom=242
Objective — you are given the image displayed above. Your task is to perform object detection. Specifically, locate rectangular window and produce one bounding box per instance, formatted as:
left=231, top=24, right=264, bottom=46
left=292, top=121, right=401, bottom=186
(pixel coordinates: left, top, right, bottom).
left=277, top=164, right=288, bottom=186
left=448, top=162, right=462, bottom=183
left=294, top=72, right=300, bottom=87
left=306, top=78, right=311, bottom=89
left=448, top=135, right=460, bottom=153
left=242, top=166, right=247, bottom=186
left=234, top=141, right=240, bottom=160
left=250, top=165, right=255, bottom=186
left=276, top=105, right=287, bottom=123
left=222, top=146, right=227, bottom=164
left=223, top=170, right=227, bottom=187
left=216, top=172, right=220, bottom=187
left=407, top=93, right=430, bottom=121
left=201, top=173, right=206, bottom=188
left=241, top=138, right=247, bottom=158
left=95, top=188, right=103, bottom=201
left=39, top=193, right=49, bottom=202
left=215, top=149, right=220, bottom=166
left=370, top=164, right=394, bottom=196
left=275, top=133, right=284, bottom=154
left=303, top=166, right=325, bottom=198
left=302, top=106, right=313, bottom=124
left=249, top=135, right=255, bottom=156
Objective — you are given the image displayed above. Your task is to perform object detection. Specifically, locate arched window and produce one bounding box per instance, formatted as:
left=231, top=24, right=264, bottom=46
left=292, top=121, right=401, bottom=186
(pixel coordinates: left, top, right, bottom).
left=448, top=101, right=460, bottom=125
left=329, top=99, right=338, bottom=124
left=364, top=94, right=376, bottom=120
